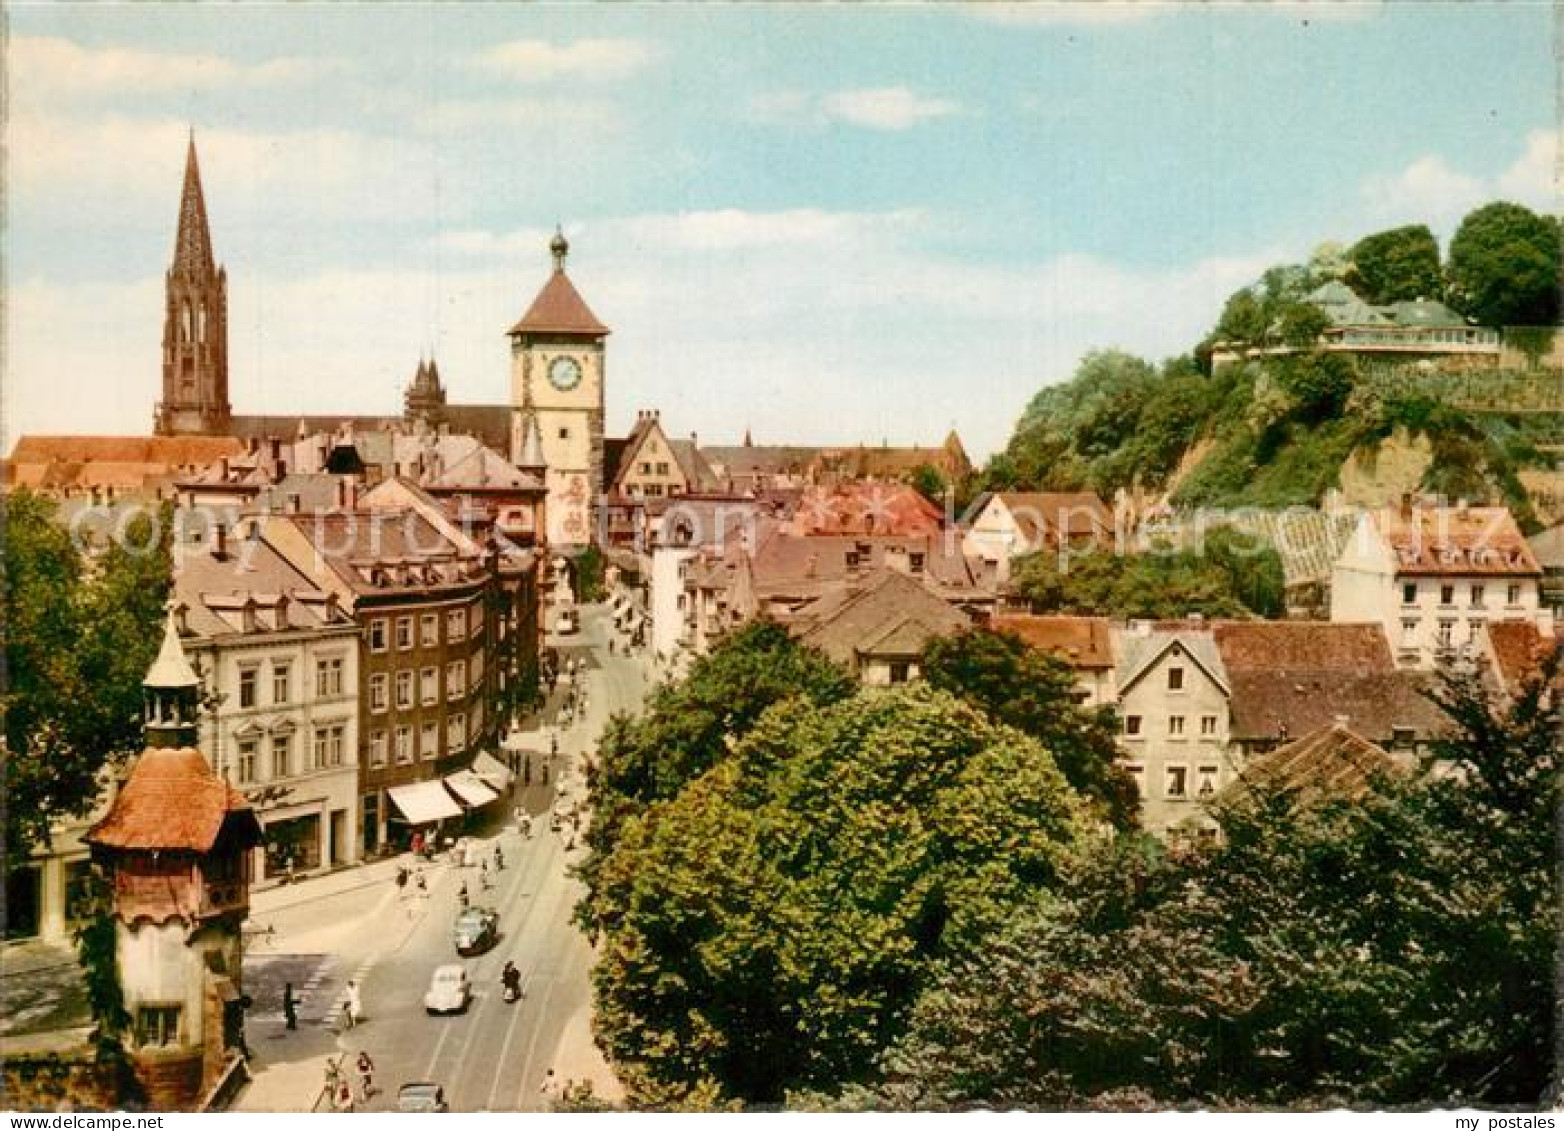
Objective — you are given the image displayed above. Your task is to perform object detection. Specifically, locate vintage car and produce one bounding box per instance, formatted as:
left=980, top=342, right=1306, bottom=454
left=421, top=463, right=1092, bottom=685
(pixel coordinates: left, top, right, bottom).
left=396, top=1082, right=448, bottom=1113
left=424, top=964, right=471, bottom=1015
left=452, top=907, right=500, bottom=956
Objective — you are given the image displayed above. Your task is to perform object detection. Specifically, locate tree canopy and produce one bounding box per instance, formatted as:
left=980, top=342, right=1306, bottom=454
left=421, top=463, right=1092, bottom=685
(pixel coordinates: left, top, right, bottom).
left=3, top=491, right=172, bottom=860
left=1347, top=224, right=1441, bottom=304
left=1446, top=201, right=1561, bottom=328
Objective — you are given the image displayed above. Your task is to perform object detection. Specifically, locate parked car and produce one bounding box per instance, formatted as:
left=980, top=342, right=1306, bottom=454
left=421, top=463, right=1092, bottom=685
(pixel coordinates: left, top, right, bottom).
left=452, top=907, right=500, bottom=956
left=397, top=1082, right=448, bottom=1113
left=424, top=964, right=471, bottom=1015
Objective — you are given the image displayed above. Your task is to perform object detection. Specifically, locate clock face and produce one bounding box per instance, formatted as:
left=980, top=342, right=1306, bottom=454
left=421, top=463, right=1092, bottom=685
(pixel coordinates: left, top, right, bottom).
left=548, top=356, right=582, bottom=391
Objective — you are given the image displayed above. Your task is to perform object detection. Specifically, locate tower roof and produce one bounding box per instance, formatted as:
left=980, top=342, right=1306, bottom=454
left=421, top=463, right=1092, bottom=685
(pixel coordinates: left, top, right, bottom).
left=508, top=234, right=609, bottom=337
left=145, top=607, right=201, bottom=690
left=172, top=133, right=217, bottom=277
left=86, top=745, right=259, bottom=853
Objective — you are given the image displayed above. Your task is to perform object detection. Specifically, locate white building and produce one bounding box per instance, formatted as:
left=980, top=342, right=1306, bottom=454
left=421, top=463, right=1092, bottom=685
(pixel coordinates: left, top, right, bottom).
left=1331, top=501, right=1550, bottom=669
left=175, top=524, right=362, bottom=882
left=962, top=491, right=1112, bottom=566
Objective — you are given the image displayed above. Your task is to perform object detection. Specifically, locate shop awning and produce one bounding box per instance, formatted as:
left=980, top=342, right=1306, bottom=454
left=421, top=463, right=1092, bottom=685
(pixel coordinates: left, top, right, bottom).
left=387, top=780, right=463, bottom=825
left=444, top=770, right=500, bottom=809
left=471, top=750, right=513, bottom=792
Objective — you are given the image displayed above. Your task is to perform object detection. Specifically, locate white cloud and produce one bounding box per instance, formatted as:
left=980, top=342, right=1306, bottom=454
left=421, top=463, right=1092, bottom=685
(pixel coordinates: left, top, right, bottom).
left=9, top=35, right=329, bottom=102
left=474, top=38, right=658, bottom=83
left=821, top=87, right=962, bottom=131
left=410, top=96, right=624, bottom=135
left=1359, top=129, right=1558, bottom=239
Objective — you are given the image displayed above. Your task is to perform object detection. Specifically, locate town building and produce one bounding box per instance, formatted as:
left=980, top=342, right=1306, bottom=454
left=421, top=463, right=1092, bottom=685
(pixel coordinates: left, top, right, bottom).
left=1331, top=500, right=1550, bottom=668
left=608, top=410, right=720, bottom=501
left=173, top=525, right=362, bottom=883
left=697, top=431, right=973, bottom=494
left=85, top=616, right=262, bottom=1108
left=788, top=568, right=971, bottom=685
left=988, top=614, right=1116, bottom=706
left=963, top=491, right=1114, bottom=566
left=787, top=481, right=946, bottom=538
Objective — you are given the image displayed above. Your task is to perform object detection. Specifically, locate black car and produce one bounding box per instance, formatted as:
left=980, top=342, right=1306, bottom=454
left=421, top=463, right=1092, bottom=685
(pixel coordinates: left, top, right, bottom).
left=452, top=907, right=500, bottom=956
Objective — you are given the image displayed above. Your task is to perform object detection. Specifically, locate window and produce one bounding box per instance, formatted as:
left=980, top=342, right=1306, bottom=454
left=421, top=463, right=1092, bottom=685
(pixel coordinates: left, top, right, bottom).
left=421, top=721, right=439, bottom=759
left=1167, top=667, right=1185, bottom=691
left=1507, top=583, right=1522, bottom=606
left=316, top=656, right=344, bottom=698
left=326, top=724, right=345, bottom=768
left=558, top=427, right=570, bottom=440
left=888, top=661, right=911, bottom=684
left=655, top=461, right=670, bottom=476
left=1124, top=715, right=1143, bottom=737
left=369, top=619, right=388, bottom=652
left=271, top=733, right=291, bottom=779
left=238, top=667, right=258, bottom=709
left=448, top=610, right=465, bottom=638
left=395, top=616, right=413, bottom=650
left=136, top=1005, right=181, bottom=1048
left=421, top=614, right=439, bottom=646
left=421, top=666, right=439, bottom=705
left=1440, top=585, right=1455, bottom=606
left=1437, top=620, right=1454, bottom=648
left=1402, top=582, right=1417, bottom=605
left=272, top=662, right=291, bottom=705
left=448, top=712, right=467, bottom=753
left=1470, top=584, right=1485, bottom=607
left=1197, top=766, right=1219, bottom=798
left=369, top=730, right=388, bottom=768
left=313, top=727, right=330, bottom=770
left=395, top=671, right=414, bottom=709
left=236, top=738, right=258, bottom=784
left=394, top=726, right=413, bottom=764
left=909, top=552, right=925, bottom=573
left=1401, top=619, right=1419, bottom=644
left=1391, top=726, right=1415, bottom=749
left=1168, top=715, right=1186, bottom=737
left=63, top=861, right=95, bottom=926
left=1200, top=715, right=1218, bottom=736
left=638, top=462, right=651, bottom=475
left=1126, top=763, right=1147, bottom=797
left=447, top=660, right=465, bottom=700
left=1165, top=766, right=1188, bottom=798
left=369, top=674, right=388, bottom=713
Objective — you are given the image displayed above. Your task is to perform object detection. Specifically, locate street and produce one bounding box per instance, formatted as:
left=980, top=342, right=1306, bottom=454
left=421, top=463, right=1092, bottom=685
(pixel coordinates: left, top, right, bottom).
left=236, top=603, right=647, bottom=1112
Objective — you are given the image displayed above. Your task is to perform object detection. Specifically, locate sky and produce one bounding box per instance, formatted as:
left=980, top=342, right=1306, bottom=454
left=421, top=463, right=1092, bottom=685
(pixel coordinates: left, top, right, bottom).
left=5, top=2, right=1556, bottom=460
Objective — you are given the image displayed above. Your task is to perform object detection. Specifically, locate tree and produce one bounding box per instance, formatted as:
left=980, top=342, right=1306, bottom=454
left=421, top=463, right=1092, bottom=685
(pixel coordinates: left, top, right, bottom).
left=574, top=543, right=606, bottom=603
left=1008, top=544, right=1270, bottom=620
left=1348, top=224, right=1441, bottom=304
left=2, top=492, right=172, bottom=861
left=1446, top=201, right=1561, bottom=327
left=863, top=653, right=1559, bottom=1109
left=921, top=628, right=1138, bottom=830
left=585, top=684, right=1090, bottom=1108
left=908, top=464, right=946, bottom=506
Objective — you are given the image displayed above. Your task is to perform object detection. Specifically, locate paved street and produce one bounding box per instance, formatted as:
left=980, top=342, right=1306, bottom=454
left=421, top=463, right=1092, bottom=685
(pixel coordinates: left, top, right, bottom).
left=236, top=603, right=648, bottom=1112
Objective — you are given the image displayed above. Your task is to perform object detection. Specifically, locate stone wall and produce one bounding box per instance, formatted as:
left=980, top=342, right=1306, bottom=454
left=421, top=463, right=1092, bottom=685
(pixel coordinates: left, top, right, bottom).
left=2, top=1050, right=135, bottom=1112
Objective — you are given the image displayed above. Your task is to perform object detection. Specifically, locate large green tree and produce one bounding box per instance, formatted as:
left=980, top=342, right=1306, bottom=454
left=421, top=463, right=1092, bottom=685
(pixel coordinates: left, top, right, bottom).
left=1348, top=224, right=1442, bottom=304
left=1446, top=201, right=1561, bottom=328
left=856, top=653, right=1559, bottom=1109
left=921, top=628, right=1138, bottom=831
left=585, top=684, right=1089, bottom=1107
left=3, top=491, right=172, bottom=861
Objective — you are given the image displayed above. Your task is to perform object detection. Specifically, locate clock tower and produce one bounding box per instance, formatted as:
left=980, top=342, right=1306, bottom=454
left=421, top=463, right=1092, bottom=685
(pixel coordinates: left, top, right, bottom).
left=508, top=229, right=608, bottom=549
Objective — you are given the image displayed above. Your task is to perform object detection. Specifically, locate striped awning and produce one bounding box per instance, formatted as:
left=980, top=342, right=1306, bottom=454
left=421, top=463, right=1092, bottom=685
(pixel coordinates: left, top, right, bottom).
left=387, top=780, right=463, bottom=825
left=444, top=770, right=499, bottom=809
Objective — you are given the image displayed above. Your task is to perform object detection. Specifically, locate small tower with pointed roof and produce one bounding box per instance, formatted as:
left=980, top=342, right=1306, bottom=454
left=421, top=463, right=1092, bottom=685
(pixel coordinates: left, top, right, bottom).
left=404, top=356, right=449, bottom=429
left=86, top=607, right=261, bottom=1109
left=156, top=133, right=231, bottom=436
left=507, top=228, right=609, bottom=549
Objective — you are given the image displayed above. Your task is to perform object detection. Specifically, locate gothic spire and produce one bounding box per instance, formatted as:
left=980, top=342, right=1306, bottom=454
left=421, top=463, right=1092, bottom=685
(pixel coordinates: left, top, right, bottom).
left=173, top=132, right=216, bottom=277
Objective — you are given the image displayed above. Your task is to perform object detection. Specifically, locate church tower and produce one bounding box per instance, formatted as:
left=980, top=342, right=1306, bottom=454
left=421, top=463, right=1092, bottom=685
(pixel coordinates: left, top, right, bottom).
left=155, top=135, right=231, bottom=436
left=508, top=229, right=608, bottom=549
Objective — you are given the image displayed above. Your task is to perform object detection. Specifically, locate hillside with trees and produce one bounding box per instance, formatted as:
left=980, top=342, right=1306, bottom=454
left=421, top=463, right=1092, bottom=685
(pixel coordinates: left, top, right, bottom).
left=982, top=201, right=1562, bottom=531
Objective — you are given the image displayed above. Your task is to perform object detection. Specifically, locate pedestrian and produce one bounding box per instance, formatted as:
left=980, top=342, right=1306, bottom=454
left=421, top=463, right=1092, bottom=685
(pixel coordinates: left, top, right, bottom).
left=356, top=1050, right=375, bottom=1102
left=336, top=1078, right=354, bottom=1112
left=283, top=982, right=298, bottom=1031
left=395, top=865, right=408, bottom=892
left=415, top=871, right=427, bottom=893
left=343, top=980, right=361, bottom=1029
left=539, top=1068, right=560, bottom=1107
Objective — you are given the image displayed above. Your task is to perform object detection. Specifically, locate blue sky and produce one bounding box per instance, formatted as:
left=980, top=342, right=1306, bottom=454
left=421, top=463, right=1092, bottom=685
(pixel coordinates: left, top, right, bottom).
left=6, top=2, right=1554, bottom=458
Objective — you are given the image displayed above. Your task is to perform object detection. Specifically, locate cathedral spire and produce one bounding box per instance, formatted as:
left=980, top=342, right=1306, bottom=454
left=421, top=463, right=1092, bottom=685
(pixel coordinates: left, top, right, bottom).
left=173, top=132, right=216, bottom=278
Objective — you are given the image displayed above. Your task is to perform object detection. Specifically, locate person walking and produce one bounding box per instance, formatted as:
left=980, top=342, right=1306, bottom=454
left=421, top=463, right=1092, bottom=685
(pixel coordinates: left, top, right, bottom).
left=335, top=1078, right=354, bottom=1112
left=356, top=1050, right=375, bottom=1103
left=343, top=980, right=362, bottom=1030
left=283, top=982, right=298, bottom=1031
left=539, top=1068, right=560, bottom=1108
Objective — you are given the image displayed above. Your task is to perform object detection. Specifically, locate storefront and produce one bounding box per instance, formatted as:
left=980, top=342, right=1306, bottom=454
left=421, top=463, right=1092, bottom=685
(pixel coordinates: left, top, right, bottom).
left=261, top=813, right=322, bottom=880
left=385, top=780, right=464, bottom=849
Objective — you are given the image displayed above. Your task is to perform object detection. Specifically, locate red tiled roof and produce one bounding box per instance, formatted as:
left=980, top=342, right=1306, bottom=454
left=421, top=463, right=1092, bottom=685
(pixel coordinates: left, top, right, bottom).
left=508, top=270, right=609, bottom=336
left=1225, top=723, right=1398, bottom=805
left=1213, top=621, right=1393, bottom=673
left=990, top=614, right=1113, bottom=670
left=87, top=746, right=261, bottom=852
left=789, top=483, right=945, bottom=537
left=1378, top=506, right=1540, bottom=576
left=1227, top=669, right=1446, bottom=745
